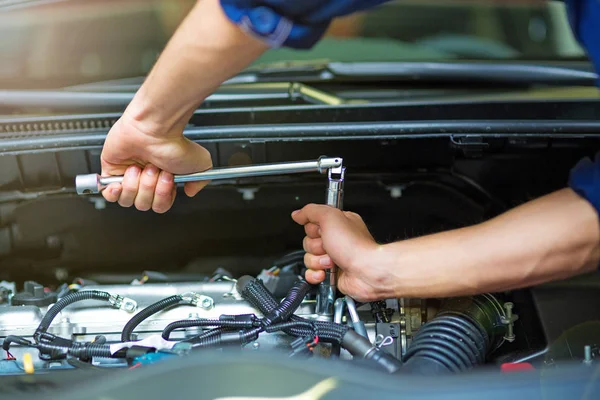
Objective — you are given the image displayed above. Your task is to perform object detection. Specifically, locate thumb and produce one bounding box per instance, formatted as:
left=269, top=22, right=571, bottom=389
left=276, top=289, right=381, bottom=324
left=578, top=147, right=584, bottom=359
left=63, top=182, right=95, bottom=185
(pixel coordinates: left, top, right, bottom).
left=181, top=140, right=213, bottom=197
left=184, top=180, right=210, bottom=197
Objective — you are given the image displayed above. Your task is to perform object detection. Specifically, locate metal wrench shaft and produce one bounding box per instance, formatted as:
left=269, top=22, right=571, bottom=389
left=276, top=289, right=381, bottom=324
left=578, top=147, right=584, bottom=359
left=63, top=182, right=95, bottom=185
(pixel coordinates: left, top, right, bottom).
left=75, top=157, right=342, bottom=195
left=316, top=165, right=345, bottom=319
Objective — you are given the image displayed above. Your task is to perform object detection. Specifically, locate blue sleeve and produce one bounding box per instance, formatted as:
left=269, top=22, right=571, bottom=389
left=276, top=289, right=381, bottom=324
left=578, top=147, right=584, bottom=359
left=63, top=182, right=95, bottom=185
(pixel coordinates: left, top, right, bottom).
left=566, top=0, right=600, bottom=216
left=569, top=153, right=600, bottom=216
left=565, top=0, right=600, bottom=84
left=219, top=0, right=391, bottom=49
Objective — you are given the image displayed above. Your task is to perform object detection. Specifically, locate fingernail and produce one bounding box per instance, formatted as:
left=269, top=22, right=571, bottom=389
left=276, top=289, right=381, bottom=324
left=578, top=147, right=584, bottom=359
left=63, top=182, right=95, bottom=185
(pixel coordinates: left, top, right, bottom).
left=160, top=172, right=173, bottom=183
left=126, top=167, right=140, bottom=178
left=319, top=256, right=331, bottom=266
left=146, top=165, right=157, bottom=176
left=291, top=210, right=300, bottom=216
left=111, top=187, right=121, bottom=195
left=318, top=228, right=322, bottom=236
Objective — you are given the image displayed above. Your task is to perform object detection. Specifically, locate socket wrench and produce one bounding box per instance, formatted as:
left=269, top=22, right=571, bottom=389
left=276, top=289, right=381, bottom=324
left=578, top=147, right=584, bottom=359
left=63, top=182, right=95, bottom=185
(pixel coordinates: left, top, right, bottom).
left=75, top=157, right=342, bottom=195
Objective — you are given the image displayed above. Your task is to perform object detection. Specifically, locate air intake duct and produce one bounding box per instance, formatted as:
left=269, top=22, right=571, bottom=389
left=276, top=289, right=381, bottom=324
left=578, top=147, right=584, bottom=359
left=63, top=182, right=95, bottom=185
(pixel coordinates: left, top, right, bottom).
left=401, top=294, right=507, bottom=375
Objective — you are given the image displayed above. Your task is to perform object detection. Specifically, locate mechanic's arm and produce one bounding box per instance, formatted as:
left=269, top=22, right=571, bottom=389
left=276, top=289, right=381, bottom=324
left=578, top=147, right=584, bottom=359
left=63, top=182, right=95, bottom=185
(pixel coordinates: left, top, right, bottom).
left=293, top=186, right=600, bottom=301
left=100, top=0, right=268, bottom=212
left=101, top=0, right=392, bottom=213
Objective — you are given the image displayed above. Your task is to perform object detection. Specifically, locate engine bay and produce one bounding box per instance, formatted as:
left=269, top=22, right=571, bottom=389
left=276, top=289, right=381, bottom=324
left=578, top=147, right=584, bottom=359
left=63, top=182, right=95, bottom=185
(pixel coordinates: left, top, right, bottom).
left=1, top=97, right=600, bottom=398
left=0, top=260, right=520, bottom=373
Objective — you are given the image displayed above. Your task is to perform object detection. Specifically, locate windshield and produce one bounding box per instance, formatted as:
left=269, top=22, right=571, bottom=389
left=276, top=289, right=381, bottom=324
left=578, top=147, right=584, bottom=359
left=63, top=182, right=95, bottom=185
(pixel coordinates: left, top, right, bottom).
left=0, top=0, right=587, bottom=88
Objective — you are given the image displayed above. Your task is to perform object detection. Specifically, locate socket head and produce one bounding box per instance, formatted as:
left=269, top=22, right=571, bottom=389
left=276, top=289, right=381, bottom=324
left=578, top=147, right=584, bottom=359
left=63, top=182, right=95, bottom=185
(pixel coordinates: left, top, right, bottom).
left=75, top=174, right=101, bottom=195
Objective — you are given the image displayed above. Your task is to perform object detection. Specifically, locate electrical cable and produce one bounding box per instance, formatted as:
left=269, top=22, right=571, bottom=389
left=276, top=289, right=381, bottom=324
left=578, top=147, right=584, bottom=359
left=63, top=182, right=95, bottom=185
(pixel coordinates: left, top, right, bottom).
left=162, top=317, right=259, bottom=340
left=121, top=295, right=186, bottom=342
left=34, top=290, right=112, bottom=340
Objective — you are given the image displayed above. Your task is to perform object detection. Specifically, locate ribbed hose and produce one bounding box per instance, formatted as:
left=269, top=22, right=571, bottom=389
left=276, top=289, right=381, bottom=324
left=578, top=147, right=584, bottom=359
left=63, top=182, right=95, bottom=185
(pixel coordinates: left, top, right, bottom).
left=237, top=276, right=348, bottom=343
left=162, top=319, right=257, bottom=340
left=262, top=279, right=312, bottom=326
left=189, top=327, right=262, bottom=349
left=265, top=321, right=317, bottom=335
left=402, top=314, right=489, bottom=374
left=121, top=295, right=184, bottom=342
left=36, top=342, right=115, bottom=360
left=188, top=328, right=224, bottom=348
left=69, top=343, right=113, bottom=359
left=35, top=290, right=112, bottom=340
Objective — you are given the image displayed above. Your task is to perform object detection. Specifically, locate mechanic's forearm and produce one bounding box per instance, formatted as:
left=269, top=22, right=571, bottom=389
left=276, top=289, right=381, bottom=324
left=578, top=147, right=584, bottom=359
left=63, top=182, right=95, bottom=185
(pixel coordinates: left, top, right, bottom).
left=126, top=0, right=268, bottom=136
left=375, top=188, right=600, bottom=298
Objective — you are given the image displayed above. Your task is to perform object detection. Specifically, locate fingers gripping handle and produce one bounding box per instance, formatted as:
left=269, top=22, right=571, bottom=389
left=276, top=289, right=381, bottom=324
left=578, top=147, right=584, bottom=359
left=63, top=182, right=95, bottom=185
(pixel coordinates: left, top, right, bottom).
left=74, top=157, right=343, bottom=195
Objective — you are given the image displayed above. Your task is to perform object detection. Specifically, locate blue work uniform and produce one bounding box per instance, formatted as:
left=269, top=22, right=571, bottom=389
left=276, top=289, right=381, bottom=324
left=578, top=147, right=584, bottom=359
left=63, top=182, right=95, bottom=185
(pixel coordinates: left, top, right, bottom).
left=220, top=0, right=600, bottom=216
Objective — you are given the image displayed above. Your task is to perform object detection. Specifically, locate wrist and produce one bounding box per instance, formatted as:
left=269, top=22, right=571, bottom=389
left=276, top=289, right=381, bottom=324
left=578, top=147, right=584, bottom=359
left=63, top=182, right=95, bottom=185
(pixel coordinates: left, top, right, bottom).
left=123, top=93, right=191, bottom=140
left=361, top=243, right=401, bottom=300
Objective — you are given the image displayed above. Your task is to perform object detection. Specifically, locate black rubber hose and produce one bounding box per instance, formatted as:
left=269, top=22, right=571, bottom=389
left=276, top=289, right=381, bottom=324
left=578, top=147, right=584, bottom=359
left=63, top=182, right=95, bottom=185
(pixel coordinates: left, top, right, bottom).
left=265, top=321, right=317, bottom=335
left=69, top=343, right=113, bottom=359
left=2, top=335, right=33, bottom=351
left=187, top=327, right=224, bottom=347
left=34, top=290, right=112, bottom=340
left=189, top=326, right=263, bottom=349
left=36, top=342, right=115, bottom=360
left=262, top=279, right=312, bottom=326
left=341, top=330, right=402, bottom=373
left=162, top=319, right=257, bottom=340
left=121, top=295, right=184, bottom=342
left=237, top=276, right=349, bottom=343
left=402, top=314, right=488, bottom=374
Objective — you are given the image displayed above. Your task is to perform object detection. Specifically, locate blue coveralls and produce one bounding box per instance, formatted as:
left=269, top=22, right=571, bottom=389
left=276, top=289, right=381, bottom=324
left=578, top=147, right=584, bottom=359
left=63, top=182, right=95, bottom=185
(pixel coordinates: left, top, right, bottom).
left=221, top=0, right=600, bottom=216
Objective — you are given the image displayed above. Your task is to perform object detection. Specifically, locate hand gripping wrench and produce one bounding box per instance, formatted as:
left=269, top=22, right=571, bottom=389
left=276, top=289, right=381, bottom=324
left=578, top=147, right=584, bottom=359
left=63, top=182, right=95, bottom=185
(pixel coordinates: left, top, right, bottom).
left=75, top=156, right=344, bottom=321
left=75, top=157, right=342, bottom=195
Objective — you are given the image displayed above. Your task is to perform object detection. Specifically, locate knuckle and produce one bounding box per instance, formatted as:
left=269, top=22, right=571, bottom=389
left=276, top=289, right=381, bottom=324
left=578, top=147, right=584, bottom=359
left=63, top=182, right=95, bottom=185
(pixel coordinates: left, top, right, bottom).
left=346, top=211, right=362, bottom=220
left=139, top=178, right=156, bottom=190
left=303, top=253, right=312, bottom=267
left=155, top=185, right=173, bottom=197
left=122, top=181, right=138, bottom=192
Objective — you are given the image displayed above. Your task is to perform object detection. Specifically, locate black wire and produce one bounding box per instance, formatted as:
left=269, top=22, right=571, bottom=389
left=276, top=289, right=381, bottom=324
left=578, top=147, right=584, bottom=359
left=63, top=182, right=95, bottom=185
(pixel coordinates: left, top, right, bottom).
left=34, top=290, right=112, bottom=341
left=162, top=319, right=258, bottom=340
left=121, top=295, right=184, bottom=342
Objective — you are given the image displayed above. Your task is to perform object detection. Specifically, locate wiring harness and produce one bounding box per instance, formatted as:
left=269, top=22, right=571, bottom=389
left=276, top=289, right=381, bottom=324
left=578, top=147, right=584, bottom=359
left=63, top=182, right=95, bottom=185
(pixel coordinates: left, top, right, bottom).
left=2, top=275, right=402, bottom=373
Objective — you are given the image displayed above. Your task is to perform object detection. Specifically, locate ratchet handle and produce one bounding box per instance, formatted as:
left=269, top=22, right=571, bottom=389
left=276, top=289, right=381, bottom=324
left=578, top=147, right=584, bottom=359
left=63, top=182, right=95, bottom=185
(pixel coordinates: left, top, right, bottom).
left=75, top=156, right=343, bottom=195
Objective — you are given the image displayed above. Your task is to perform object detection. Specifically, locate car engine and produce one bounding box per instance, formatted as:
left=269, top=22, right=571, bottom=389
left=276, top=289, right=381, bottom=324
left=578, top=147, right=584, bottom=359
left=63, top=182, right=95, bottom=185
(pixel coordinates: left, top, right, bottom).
left=0, top=267, right=516, bottom=375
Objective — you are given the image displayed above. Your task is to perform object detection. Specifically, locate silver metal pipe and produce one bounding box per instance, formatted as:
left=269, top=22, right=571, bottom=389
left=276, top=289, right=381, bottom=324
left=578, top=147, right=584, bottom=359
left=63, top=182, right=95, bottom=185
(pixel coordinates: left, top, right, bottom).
left=334, top=298, right=346, bottom=324
left=75, top=157, right=342, bottom=195
left=316, top=165, right=346, bottom=320
left=345, top=296, right=360, bottom=323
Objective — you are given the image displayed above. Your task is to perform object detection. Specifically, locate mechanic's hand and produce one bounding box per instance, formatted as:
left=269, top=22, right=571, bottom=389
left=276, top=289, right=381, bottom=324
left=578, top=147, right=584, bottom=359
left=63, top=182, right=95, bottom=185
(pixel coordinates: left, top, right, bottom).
left=291, top=204, right=386, bottom=301
left=100, top=113, right=212, bottom=213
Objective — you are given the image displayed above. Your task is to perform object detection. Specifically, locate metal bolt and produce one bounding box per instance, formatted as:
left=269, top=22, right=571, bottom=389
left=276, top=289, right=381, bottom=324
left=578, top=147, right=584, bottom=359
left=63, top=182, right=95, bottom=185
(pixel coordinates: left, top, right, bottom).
left=584, top=345, right=593, bottom=365
left=237, top=188, right=259, bottom=201
left=54, top=267, right=68, bottom=281
left=503, top=302, right=515, bottom=342
left=252, top=342, right=260, bottom=350
left=201, top=298, right=213, bottom=309
left=91, top=197, right=106, bottom=210
left=386, top=186, right=403, bottom=199
left=123, top=301, right=136, bottom=312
